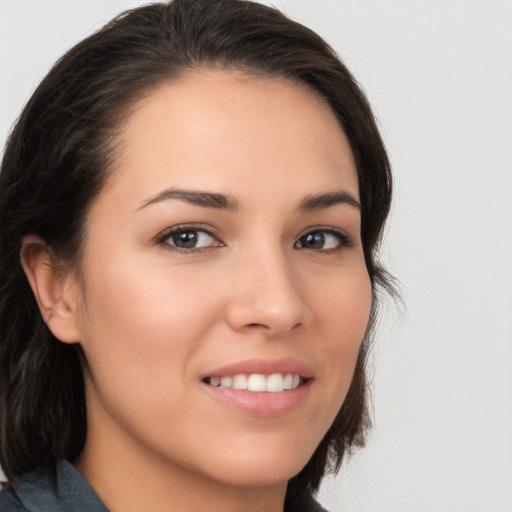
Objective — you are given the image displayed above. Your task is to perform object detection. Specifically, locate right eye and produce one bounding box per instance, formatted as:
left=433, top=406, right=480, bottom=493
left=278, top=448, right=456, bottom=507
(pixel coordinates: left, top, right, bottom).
left=158, top=226, right=222, bottom=252
left=294, top=228, right=353, bottom=252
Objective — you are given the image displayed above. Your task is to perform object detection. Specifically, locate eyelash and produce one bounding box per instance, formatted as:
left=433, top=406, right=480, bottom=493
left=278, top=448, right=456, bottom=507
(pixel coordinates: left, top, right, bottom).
left=155, top=225, right=353, bottom=253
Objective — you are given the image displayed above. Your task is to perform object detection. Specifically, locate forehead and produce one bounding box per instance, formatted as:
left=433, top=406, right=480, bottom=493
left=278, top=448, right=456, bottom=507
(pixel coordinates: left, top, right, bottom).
left=100, top=69, right=359, bottom=210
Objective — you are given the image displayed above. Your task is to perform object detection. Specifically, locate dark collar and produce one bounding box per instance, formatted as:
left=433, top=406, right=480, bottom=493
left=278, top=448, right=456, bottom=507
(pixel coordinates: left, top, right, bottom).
left=3, top=461, right=107, bottom=512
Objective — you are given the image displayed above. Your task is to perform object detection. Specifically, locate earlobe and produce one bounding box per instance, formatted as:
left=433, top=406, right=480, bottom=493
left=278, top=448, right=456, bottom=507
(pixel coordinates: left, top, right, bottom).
left=20, top=235, right=81, bottom=344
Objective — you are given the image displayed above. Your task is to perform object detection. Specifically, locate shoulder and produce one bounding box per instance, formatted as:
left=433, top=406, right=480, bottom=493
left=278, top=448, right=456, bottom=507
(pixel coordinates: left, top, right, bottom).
left=303, top=498, right=328, bottom=512
left=0, top=484, right=29, bottom=511
left=0, top=466, right=61, bottom=512
left=285, top=491, right=329, bottom=512
left=0, top=462, right=107, bottom=512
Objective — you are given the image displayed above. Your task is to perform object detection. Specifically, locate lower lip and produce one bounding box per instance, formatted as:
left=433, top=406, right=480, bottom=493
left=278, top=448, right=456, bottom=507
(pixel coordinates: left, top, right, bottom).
left=201, top=380, right=312, bottom=417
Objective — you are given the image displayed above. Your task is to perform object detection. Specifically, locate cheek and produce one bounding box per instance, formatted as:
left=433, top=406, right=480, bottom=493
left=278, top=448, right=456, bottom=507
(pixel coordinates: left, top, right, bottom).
left=75, top=255, right=229, bottom=457
left=315, top=264, right=372, bottom=343
left=76, top=249, right=225, bottom=394
left=312, top=267, right=372, bottom=401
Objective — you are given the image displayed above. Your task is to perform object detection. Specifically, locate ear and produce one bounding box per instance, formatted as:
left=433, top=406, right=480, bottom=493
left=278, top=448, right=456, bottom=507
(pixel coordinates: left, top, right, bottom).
left=20, top=235, right=81, bottom=344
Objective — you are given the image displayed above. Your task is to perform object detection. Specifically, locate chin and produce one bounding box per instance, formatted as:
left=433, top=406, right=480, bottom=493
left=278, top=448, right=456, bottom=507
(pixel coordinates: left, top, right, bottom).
left=208, top=461, right=305, bottom=489
left=193, top=435, right=317, bottom=489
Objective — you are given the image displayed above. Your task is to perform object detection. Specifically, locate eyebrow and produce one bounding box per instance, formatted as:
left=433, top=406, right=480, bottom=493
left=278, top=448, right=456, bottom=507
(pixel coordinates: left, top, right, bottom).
left=299, top=191, right=361, bottom=211
left=138, top=187, right=360, bottom=212
left=138, top=189, right=240, bottom=211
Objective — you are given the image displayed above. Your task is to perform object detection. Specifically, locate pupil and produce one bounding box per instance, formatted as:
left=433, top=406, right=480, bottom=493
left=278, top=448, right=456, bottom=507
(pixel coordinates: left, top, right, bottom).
left=304, top=232, right=324, bottom=248
left=173, top=231, right=197, bottom=248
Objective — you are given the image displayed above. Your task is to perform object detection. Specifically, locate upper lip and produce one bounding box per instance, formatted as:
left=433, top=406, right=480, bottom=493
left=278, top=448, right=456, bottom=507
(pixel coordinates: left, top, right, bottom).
left=202, top=357, right=314, bottom=380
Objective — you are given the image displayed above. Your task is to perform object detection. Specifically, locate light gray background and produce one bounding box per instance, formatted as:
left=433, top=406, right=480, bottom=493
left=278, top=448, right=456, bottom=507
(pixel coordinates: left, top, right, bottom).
left=1, top=1, right=511, bottom=511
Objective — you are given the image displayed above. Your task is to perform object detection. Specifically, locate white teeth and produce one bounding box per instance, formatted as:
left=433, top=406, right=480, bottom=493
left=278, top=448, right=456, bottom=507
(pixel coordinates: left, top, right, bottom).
left=208, top=373, right=302, bottom=392
left=232, top=374, right=248, bottom=390
left=220, top=376, right=232, bottom=388
left=210, top=376, right=221, bottom=387
left=266, top=373, right=284, bottom=392
left=247, top=374, right=267, bottom=392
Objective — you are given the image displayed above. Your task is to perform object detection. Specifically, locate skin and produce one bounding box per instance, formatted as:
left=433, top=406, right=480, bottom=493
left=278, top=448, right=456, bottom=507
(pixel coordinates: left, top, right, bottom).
left=22, top=70, right=372, bottom=512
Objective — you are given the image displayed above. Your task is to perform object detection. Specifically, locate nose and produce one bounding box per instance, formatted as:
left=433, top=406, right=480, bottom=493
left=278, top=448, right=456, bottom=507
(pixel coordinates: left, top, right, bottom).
left=225, top=247, right=313, bottom=338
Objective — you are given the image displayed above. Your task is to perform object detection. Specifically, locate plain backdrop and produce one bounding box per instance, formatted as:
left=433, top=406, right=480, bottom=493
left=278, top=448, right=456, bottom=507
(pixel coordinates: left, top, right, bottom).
left=1, top=1, right=511, bottom=511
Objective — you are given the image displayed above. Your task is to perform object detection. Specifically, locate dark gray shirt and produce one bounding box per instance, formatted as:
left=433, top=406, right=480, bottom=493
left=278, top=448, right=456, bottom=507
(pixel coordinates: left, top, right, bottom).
left=0, top=461, right=328, bottom=511
left=0, top=462, right=107, bottom=512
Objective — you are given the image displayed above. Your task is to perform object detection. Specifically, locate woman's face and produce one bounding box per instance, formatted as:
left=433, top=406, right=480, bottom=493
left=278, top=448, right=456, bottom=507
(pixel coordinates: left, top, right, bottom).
left=71, top=70, right=371, bottom=489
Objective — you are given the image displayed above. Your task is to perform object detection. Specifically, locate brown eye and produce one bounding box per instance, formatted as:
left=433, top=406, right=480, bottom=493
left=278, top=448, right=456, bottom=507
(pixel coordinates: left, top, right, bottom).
left=171, top=231, right=200, bottom=248
left=299, top=232, right=326, bottom=249
left=162, top=228, right=219, bottom=250
left=295, top=230, right=351, bottom=251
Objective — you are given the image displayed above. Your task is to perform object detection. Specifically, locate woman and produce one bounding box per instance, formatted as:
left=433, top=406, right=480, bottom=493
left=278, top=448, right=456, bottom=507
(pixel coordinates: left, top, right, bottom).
left=0, top=0, right=393, bottom=510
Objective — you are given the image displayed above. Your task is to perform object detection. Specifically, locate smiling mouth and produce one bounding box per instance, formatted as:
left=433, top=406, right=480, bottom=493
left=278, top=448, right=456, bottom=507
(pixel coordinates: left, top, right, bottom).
left=203, top=373, right=305, bottom=392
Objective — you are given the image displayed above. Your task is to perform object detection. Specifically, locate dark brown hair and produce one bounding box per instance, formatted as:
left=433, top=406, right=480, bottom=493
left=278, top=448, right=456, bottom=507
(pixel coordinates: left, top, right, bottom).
left=0, top=0, right=393, bottom=506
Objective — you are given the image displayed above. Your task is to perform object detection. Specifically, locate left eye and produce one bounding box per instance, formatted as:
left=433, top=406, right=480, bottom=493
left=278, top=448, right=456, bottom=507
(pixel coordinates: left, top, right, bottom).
left=295, top=230, right=349, bottom=251
left=162, top=228, right=219, bottom=250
